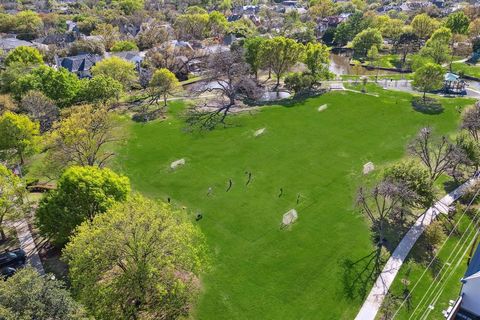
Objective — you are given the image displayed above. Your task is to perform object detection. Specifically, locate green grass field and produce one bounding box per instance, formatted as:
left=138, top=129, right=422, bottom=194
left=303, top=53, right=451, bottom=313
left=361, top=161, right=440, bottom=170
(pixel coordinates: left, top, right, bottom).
left=114, top=89, right=473, bottom=319
left=452, top=62, right=480, bottom=79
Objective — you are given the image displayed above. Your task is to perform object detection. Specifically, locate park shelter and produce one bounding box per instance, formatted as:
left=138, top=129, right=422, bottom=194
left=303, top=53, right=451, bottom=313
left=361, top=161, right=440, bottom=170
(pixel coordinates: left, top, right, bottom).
left=444, top=72, right=466, bottom=95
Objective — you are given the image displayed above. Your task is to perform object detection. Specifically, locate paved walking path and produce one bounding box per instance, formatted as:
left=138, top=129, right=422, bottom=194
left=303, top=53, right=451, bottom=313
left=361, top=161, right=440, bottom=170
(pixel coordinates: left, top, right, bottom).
left=8, top=219, right=44, bottom=275
left=355, top=177, right=479, bottom=320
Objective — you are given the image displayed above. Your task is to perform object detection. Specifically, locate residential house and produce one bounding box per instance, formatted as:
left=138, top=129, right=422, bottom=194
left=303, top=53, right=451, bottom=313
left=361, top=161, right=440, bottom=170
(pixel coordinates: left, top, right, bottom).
left=55, top=53, right=103, bottom=78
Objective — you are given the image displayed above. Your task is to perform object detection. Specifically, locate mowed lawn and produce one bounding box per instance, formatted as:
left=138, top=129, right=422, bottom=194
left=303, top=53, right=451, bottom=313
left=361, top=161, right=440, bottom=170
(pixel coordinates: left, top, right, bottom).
left=114, top=89, right=472, bottom=319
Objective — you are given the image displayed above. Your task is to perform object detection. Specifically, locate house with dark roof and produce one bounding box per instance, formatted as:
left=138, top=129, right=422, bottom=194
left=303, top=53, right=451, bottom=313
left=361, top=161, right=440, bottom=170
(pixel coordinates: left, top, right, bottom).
left=445, top=243, right=480, bottom=319
left=55, top=54, right=103, bottom=78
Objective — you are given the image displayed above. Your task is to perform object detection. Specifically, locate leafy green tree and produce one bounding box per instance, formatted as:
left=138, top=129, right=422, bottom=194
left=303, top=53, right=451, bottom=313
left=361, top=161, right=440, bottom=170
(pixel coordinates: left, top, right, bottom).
left=285, top=72, right=315, bottom=95
left=412, top=63, right=444, bottom=102
left=110, top=40, right=139, bottom=52
left=445, top=11, right=470, bottom=35
left=174, top=12, right=209, bottom=40
left=80, top=75, right=123, bottom=105
left=148, top=68, right=181, bottom=107
left=352, top=28, right=383, bottom=57
left=333, top=11, right=366, bottom=45
left=410, top=13, right=439, bottom=39
left=208, top=11, right=228, bottom=38
left=91, top=57, right=137, bottom=89
left=64, top=194, right=209, bottom=320
left=36, top=165, right=130, bottom=246
left=14, top=11, right=43, bottom=40
left=243, top=36, right=265, bottom=79
left=0, top=13, right=16, bottom=33
left=0, top=164, right=25, bottom=240
left=4, top=46, right=43, bottom=66
left=333, top=22, right=353, bottom=46
left=0, top=111, right=39, bottom=164
left=0, top=267, right=87, bottom=319
left=308, top=0, right=334, bottom=20
left=228, top=18, right=257, bottom=38
left=13, top=66, right=82, bottom=107
left=384, top=160, right=434, bottom=208
left=419, top=28, right=452, bottom=65
left=47, top=105, right=117, bottom=170
left=304, top=42, right=330, bottom=79
left=259, top=36, right=305, bottom=88
left=113, top=0, right=144, bottom=14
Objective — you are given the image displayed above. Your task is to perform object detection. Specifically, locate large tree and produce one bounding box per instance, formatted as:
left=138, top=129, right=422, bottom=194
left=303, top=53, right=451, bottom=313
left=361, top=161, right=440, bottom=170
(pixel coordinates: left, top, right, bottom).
left=259, top=36, right=305, bottom=88
left=36, top=165, right=130, bottom=246
left=383, top=160, right=434, bottom=208
left=243, top=36, right=265, bottom=79
left=4, top=46, right=43, bottom=67
left=0, top=164, right=25, bottom=241
left=188, top=50, right=260, bottom=129
left=47, top=105, right=117, bottom=169
left=408, top=127, right=460, bottom=182
left=304, top=42, right=330, bottom=79
left=63, top=195, right=209, bottom=320
left=14, top=10, right=43, bottom=40
left=412, top=63, right=444, bottom=102
left=148, top=68, right=181, bottom=107
left=445, top=11, right=470, bottom=35
left=91, top=57, right=137, bottom=89
left=357, top=180, right=416, bottom=247
left=352, top=28, right=383, bottom=57
left=0, top=111, right=39, bottom=165
left=13, top=65, right=82, bottom=107
left=0, top=267, right=87, bottom=319
left=410, top=13, right=439, bottom=40
left=80, top=75, right=123, bottom=105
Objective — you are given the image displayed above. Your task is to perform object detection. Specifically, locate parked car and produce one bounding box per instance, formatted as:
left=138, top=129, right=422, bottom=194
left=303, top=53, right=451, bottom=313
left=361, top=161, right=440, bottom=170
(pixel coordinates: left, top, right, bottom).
left=0, top=249, right=26, bottom=269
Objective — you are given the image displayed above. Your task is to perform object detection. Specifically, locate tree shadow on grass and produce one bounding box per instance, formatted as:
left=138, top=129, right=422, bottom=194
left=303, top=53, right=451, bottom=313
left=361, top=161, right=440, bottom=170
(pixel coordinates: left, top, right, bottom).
left=340, top=248, right=384, bottom=301
left=411, top=97, right=444, bottom=115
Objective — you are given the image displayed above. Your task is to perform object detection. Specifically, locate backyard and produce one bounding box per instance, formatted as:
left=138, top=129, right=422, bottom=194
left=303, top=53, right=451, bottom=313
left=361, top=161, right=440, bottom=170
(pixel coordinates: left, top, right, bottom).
left=113, top=89, right=473, bottom=319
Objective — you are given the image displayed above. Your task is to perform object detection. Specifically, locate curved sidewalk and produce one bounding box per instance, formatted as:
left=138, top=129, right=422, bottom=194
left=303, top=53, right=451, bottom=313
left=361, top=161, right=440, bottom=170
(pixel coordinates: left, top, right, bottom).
left=355, top=177, right=479, bottom=320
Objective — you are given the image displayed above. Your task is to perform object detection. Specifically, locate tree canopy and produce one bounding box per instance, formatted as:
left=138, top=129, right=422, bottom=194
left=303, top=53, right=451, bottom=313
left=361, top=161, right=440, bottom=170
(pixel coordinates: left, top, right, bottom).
left=4, top=46, right=43, bottom=67
left=0, top=111, right=39, bottom=164
left=0, top=267, right=87, bottom=319
left=64, top=194, right=209, bottom=320
left=91, top=57, right=137, bottom=89
left=36, top=165, right=130, bottom=246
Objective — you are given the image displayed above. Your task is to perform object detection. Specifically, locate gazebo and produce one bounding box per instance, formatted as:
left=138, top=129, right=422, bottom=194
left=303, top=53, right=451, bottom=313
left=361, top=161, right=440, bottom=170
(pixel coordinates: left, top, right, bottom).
left=444, top=72, right=466, bottom=95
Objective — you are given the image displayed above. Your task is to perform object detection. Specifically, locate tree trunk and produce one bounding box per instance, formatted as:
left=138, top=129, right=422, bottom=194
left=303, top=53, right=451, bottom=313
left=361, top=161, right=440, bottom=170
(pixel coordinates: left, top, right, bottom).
left=423, top=91, right=426, bottom=103
left=0, top=226, right=5, bottom=242
left=163, top=94, right=167, bottom=107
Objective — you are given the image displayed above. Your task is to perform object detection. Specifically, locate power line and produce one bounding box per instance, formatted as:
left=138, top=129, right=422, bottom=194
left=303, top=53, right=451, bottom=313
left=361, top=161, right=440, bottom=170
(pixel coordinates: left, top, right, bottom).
left=391, top=185, right=480, bottom=319
left=408, top=203, right=480, bottom=320
left=418, top=233, right=477, bottom=320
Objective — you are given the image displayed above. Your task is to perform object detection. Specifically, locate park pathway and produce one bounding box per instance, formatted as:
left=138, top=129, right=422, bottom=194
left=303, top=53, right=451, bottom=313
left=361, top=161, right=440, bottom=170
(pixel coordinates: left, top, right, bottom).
left=355, top=176, right=479, bottom=320
left=8, top=219, right=44, bottom=275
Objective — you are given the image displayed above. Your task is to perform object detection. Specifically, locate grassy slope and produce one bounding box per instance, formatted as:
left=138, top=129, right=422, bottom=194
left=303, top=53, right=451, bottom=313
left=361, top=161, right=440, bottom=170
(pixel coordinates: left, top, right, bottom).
left=114, top=89, right=472, bottom=320
left=452, top=62, right=480, bottom=78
